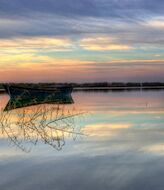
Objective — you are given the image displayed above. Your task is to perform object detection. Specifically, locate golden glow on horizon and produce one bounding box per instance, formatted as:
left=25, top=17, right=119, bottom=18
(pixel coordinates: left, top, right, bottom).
left=0, top=35, right=163, bottom=82
left=0, top=55, right=91, bottom=68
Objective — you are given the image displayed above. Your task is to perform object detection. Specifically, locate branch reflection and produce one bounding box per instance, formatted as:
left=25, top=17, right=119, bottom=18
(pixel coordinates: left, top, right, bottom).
left=0, top=94, right=85, bottom=153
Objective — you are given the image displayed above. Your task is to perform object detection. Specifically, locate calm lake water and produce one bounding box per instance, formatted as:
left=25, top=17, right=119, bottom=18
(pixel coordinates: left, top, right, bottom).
left=0, top=90, right=164, bottom=190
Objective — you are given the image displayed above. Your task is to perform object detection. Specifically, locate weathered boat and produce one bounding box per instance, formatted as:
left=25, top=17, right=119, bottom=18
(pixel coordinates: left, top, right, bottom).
left=3, top=84, right=74, bottom=110
left=3, top=84, right=73, bottom=97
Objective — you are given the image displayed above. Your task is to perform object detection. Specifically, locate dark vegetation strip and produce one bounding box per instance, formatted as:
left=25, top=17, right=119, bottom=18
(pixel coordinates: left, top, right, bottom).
left=0, top=82, right=164, bottom=92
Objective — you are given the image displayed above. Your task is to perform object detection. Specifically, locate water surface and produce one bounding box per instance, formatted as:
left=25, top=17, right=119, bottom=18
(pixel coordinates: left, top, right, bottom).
left=0, top=90, right=164, bottom=190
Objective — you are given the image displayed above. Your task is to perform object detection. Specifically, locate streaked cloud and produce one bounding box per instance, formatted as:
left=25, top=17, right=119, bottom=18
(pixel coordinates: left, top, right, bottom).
left=80, top=37, right=132, bottom=51
left=0, top=0, right=164, bottom=81
left=1, top=0, right=164, bottom=19
left=0, top=37, right=73, bottom=50
left=146, top=17, right=164, bottom=29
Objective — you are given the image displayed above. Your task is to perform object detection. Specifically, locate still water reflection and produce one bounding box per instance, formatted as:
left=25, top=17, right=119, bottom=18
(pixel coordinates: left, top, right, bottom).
left=0, top=90, right=164, bottom=190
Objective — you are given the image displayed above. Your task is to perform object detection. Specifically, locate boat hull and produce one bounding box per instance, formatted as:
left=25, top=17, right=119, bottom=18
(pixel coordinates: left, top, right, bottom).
left=3, top=85, right=74, bottom=110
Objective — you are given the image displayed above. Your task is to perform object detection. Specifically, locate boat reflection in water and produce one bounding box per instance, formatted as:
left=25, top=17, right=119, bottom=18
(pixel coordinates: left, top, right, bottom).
left=0, top=85, right=85, bottom=153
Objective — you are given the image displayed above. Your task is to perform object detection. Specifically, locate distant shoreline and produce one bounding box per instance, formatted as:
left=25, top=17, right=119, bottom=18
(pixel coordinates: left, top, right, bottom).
left=1, top=82, right=164, bottom=91
left=1, top=85, right=164, bottom=93
left=73, top=86, right=164, bottom=91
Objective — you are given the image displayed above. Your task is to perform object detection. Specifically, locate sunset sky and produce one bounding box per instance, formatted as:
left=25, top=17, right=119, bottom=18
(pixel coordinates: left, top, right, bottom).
left=0, top=0, right=164, bottom=82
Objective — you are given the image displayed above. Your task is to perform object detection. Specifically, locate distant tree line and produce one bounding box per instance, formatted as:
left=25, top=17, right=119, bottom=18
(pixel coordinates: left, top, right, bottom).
left=60, top=82, right=164, bottom=87
left=0, top=82, right=164, bottom=89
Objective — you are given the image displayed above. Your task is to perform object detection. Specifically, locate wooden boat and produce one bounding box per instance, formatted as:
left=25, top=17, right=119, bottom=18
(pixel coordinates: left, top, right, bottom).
left=3, top=84, right=73, bottom=97
left=3, top=84, right=74, bottom=111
